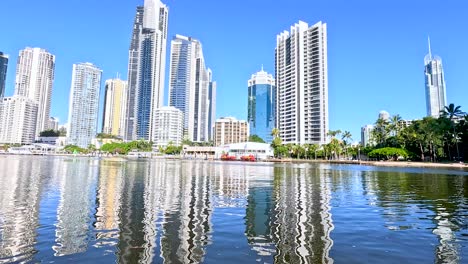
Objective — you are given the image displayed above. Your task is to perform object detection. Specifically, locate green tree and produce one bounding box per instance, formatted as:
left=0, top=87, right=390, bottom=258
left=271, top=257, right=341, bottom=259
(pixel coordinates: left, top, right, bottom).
left=39, top=129, right=60, bottom=137
left=249, top=134, right=266, bottom=143
left=440, top=103, right=465, bottom=160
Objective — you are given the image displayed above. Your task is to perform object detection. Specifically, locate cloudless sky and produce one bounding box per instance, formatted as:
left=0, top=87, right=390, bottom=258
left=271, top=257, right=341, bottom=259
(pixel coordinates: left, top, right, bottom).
left=2, top=0, right=468, bottom=141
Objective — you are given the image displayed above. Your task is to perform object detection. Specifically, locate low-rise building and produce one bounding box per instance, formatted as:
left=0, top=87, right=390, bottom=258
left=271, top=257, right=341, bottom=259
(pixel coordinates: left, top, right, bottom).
left=214, top=117, right=249, bottom=146
left=220, top=142, right=274, bottom=161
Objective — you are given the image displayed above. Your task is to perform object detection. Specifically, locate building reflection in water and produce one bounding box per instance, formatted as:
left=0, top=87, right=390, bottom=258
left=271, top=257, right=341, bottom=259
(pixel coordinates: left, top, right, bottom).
left=0, top=157, right=46, bottom=263
left=53, top=158, right=99, bottom=256
left=271, top=165, right=334, bottom=264
left=243, top=164, right=334, bottom=263
left=94, top=159, right=124, bottom=249
left=360, top=169, right=466, bottom=264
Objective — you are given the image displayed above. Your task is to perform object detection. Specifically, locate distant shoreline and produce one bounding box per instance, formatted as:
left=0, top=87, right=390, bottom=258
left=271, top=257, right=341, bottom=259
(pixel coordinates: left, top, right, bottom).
left=270, top=158, right=468, bottom=170
left=2, top=153, right=467, bottom=171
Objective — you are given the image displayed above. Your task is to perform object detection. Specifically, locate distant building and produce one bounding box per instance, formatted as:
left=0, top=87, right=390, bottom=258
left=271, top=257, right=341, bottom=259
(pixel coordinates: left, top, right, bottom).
left=0, top=96, right=38, bottom=145
left=67, top=63, right=102, bottom=148
left=378, top=110, right=390, bottom=121
left=214, top=117, right=249, bottom=146
left=102, top=78, right=127, bottom=138
left=49, top=117, right=59, bottom=131
left=247, top=68, right=275, bottom=143
left=399, top=119, right=415, bottom=128
left=424, top=38, right=446, bottom=118
left=168, top=34, right=216, bottom=142
left=276, top=21, right=328, bottom=145
left=361, top=124, right=374, bottom=147
left=153, top=106, right=184, bottom=147
left=14, top=47, right=55, bottom=137
left=0, top=52, right=8, bottom=98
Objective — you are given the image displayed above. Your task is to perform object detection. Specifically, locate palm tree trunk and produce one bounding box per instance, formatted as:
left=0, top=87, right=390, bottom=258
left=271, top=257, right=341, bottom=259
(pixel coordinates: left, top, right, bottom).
left=419, top=143, right=425, bottom=161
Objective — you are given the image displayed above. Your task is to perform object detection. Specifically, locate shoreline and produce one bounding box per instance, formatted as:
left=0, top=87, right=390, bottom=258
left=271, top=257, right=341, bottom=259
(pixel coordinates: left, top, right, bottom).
left=2, top=153, right=467, bottom=171
left=271, top=158, right=468, bottom=170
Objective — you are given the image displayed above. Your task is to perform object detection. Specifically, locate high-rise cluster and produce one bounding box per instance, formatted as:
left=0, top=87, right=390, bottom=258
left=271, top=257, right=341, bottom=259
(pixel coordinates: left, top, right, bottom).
left=0, top=48, right=56, bottom=144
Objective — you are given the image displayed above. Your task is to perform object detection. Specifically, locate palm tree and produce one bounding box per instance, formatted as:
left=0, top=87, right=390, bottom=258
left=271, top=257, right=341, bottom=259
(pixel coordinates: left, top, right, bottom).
left=389, top=114, right=403, bottom=136
left=440, top=104, right=465, bottom=160
left=271, top=128, right=280, bottom=138
left=341, top=131, right=352, bottom=158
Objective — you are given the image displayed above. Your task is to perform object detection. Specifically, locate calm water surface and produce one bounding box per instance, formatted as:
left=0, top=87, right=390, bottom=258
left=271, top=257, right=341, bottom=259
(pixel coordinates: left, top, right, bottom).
left=0, top=156, right=467, bottom=263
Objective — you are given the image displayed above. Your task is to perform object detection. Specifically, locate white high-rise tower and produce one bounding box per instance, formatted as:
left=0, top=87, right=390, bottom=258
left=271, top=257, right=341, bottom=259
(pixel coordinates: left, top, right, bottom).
left=14, top=47, right=55, bottom=137
left=275, top=21, right=328, bottom=145
left=424, top=37, right=447, bottom=118
left=67, top=63, right=102, bottom=148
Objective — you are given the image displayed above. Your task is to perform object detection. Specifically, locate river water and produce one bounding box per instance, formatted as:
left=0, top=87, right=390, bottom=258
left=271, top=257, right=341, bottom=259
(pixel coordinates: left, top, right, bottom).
left=0, top=156, right=467, bottom=263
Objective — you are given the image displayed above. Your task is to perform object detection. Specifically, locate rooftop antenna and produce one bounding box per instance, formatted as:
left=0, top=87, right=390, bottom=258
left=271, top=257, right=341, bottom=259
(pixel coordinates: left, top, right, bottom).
left=261, top=64, right=264, bottom=72
left=428, top=36, right=432, bottom=60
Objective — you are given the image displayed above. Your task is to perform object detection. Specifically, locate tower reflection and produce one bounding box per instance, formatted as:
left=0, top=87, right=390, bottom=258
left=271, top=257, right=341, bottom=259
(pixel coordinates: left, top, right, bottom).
left=53, top=158, right=99, bottom=256
left=0, top=157, right=46, bottom=263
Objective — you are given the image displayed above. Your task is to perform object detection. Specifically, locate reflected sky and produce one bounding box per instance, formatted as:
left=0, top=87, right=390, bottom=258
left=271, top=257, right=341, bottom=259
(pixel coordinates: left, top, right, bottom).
left=0, top=156, right=467, bottom=263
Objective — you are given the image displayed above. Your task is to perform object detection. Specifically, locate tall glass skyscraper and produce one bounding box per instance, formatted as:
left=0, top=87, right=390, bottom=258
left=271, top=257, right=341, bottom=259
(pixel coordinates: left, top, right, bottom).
left=136, top=0, right=168, bottom=141
left=247, top=68, right=275, bottom=143
left=424, top=38, right=446, bottom=117
left=124, top=6, right=144, bottom=141
left=0, top=52, right=8, bottom=98
left=168, top=35, right=216, bottom=142
left=67, top=63, right=102, bottom=148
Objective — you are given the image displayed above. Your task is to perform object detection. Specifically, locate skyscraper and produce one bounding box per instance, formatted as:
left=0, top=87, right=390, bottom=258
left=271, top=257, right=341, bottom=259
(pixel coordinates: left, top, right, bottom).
left=0, top=96, right=38, bottom=145
left=424, top=38, right=447, bottom=117
left=67, top=63, right=102, bottom=148
left=207, top=71, right=216, bottom=141
left=248, top=68, right=276, bottom=143
left=14, top=47, right=55, bottom=137
left=275, top=21, right=328, bottom=145
left=168, top=34, right=215, bottom=142
left=132, top=0, right=168, bottom=141
left=0, top=52, right=8, bottom=98
left=102, top=78, right=128, bottom=137
left=124, top=6, right=144, bottom=141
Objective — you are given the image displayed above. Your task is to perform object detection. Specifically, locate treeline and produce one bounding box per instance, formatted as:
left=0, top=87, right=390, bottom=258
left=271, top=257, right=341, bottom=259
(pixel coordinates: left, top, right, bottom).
left=369, top=104, right=467, bottom=162
left=270, top=104, right=468, bottom=162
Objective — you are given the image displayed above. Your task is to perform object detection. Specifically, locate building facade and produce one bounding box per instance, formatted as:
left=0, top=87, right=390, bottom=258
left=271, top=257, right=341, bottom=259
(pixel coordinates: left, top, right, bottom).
left=275, top=21, right=328, bottom=145
left=0, top=96, right=38, bottom=144
left=153, top=106, right=183, bottom=147
left=0, top=52, right=8, bottom=98
left=361, top=124, right=375, bottom=147
left=424, top=38, right=447, bottom=118
left=102, top=78, right=128, bottom=137
left=134, top=0, right=169, bottom=141
left=14, top=47, right=55, bottom=137
left=247, top=68, right=276, bottom=143
left=49, top=117, right=59, bottom=131
left=124, top=6, right=144, bottom=141
left=214, top=117, right=249, bottom=146
left=168, top=34, right=216, bottom=143
left=67, top=63, right=102, bottom=148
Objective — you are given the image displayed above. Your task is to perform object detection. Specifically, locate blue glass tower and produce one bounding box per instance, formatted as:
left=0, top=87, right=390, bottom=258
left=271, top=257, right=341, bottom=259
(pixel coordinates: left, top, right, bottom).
left=247, top=68, right=276, bottom=143
left=0, top=52, right=8, bottom=98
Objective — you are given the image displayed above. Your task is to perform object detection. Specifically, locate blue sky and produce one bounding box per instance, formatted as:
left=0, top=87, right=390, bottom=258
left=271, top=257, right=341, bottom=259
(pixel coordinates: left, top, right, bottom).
left=2, top=0, right=468, bottom=141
